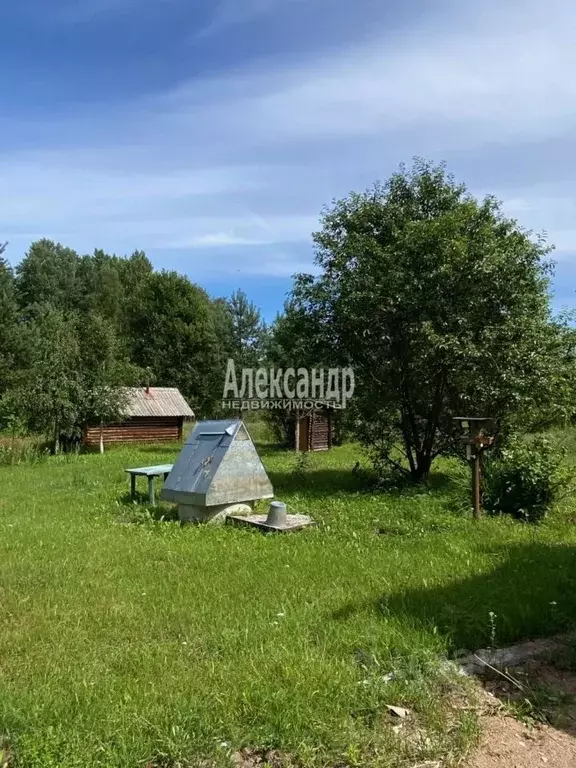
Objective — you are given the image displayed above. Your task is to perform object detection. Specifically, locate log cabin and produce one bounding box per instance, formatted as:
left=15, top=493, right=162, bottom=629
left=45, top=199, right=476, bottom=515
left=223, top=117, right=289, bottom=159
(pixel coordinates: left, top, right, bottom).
left=83, top=387, right=194, bottom=448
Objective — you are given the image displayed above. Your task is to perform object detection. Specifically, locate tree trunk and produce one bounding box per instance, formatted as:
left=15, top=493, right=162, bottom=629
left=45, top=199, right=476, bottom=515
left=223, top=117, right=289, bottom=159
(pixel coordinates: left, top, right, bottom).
left=53, top=421, right=60, bottom=455
left=411, top=452, right=433, bottom=482
left=99, top=422, right=104, bottom=454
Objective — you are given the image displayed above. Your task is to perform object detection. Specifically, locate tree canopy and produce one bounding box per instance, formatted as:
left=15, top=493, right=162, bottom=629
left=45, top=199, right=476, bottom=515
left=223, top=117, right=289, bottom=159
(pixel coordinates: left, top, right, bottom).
left=286, top=159, right=576, bottom=479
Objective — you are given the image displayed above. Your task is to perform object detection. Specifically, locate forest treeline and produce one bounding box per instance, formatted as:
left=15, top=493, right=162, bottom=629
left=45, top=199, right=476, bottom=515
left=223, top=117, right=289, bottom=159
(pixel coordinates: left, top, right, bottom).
left=0, top=239, right=265, bottom=448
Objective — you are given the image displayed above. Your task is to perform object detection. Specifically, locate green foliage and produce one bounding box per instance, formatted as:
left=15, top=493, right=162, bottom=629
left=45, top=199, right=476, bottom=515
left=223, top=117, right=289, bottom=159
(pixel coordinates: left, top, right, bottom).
left=264, top=299, right=348, bottom=445
left=8, top=307, right=84, bottom=451
left=226, top=288, right=265, bottom=368
left=0, top=247, right=17, bottom=395
left=1, top=240, right=237, bottom=439
left=289, top=158, right=576, bottom=480
left=126, top=270, right=229, bottom=416
left=292, top=449, right=311, bottom=479
left=0, top=439, right=49, bottom=466
left=3, top=308, right=139, bottom=453
left=483, top=436, right=572, bottom=522
left=16, top=239, right=81, bottom=312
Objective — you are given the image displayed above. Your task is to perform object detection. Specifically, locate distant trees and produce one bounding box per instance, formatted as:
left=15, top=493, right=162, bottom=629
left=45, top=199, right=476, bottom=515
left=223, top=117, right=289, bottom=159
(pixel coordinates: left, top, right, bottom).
left=5, top=308, right=137, bottom=454
left=281, top=159, right=576, bottom=480
left=226, top=288, right=265, bottom=369
left=0, top=240, right=236, bottom=449
left=0, top=244, right=17, bottom=396
left=126, top=270, right=229, bottom=416
left=16, top=239, right=81, bottom=313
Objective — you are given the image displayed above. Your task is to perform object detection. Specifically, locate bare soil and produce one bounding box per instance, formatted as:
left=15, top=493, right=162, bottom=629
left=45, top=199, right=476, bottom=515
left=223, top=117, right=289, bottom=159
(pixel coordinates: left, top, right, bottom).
left=465, top=637, right=576, bottom=768
left=467, top=713, right=576, bottom=768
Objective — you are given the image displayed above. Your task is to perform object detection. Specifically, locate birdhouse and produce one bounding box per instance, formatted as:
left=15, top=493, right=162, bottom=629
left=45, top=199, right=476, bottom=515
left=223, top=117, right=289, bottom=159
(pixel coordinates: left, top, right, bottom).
left=160, top=419, right=274, bottom=523
left=453, top=417, right=496, bottom=460
left=453, top=416, right=497, bottom=519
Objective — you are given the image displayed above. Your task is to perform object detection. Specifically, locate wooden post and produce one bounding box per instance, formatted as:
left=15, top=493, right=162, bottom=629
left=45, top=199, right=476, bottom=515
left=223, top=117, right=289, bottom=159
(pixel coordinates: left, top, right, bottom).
left=472, top=450, right=481, bottom=519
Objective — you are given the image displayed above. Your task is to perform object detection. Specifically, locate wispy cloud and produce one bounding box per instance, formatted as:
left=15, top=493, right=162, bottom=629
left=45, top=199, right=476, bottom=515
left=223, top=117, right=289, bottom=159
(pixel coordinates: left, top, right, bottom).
left=55, top=0, right=176, bottom=23
left=3, top=0, right=576, bottom=286
left=195, top=0, right=309, bottom=38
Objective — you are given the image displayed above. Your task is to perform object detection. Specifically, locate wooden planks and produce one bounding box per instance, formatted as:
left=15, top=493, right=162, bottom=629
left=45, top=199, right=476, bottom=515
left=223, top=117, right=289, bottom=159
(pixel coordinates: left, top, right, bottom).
left=83, top=417, right=183, bottom=446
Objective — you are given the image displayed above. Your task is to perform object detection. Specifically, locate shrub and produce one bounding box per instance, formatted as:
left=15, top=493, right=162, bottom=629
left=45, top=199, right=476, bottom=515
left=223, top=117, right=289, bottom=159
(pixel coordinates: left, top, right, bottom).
left=0, top=439, right=49, bottom=466
left=483, top=436, right=571, bottom=523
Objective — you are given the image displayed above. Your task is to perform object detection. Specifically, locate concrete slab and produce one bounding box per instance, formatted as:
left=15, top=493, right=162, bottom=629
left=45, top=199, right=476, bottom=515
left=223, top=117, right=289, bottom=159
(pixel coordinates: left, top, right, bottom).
left=226, top=513, right=315, bottom=533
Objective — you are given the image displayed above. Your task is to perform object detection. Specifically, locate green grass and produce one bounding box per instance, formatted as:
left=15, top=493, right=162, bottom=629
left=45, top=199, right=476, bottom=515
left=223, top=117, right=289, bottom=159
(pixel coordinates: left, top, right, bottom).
left=1, top=429, right=576, bottom=767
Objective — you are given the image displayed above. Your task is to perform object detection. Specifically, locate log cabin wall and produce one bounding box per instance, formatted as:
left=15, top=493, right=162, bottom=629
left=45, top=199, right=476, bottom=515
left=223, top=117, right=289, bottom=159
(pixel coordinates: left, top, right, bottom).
left=83, top=416, right=183, bottom=446
left=295, top=411, right=333, bottom=452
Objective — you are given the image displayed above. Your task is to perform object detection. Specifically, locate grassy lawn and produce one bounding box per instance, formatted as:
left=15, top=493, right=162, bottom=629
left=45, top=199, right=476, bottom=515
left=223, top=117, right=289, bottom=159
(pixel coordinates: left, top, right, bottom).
left=1, top=428, right=576, bottom=767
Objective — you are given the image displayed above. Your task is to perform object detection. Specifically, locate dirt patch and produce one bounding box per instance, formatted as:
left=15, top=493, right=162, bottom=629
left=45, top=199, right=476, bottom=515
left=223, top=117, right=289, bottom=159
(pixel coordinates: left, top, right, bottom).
left=465, top=634, right=576, bottom=767
left=230, top=748, right=293, bottom=767
left=467, top=713, right=576, bottom=768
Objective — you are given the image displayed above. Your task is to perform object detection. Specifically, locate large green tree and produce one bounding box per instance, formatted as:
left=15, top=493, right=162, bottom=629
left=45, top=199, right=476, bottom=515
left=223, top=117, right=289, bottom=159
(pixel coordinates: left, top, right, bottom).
left=7, top=308, right=83, bottom=452
left=291, top=159, right=576, bottom=480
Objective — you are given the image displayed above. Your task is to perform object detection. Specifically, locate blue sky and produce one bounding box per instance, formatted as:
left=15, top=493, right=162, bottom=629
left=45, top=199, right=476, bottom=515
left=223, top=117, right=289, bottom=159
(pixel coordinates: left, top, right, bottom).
left=1, top=0, right=576, bottom=321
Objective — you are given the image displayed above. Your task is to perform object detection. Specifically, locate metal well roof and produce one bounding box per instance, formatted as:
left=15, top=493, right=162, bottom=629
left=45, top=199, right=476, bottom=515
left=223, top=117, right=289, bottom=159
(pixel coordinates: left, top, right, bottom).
left=121, top=388, right=195, bottom=418
left=163, top=420, right=241, bottom=497
left=161, top=420, right=274, bottom=506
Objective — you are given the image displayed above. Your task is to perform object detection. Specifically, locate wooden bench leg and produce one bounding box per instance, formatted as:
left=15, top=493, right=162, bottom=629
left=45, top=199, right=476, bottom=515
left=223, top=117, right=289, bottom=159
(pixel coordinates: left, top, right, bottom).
left=130, top=474, right=136, bottom=500
left=148, top=476, right=155, bottom=506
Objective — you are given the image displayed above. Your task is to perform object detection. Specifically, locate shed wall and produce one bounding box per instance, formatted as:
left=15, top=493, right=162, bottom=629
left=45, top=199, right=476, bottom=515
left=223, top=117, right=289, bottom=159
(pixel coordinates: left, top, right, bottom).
left=83, top=416, right=183, bottom=445
left=295, top=411, right=333, bottom=452
left=310, top=412, right=332, bottom=451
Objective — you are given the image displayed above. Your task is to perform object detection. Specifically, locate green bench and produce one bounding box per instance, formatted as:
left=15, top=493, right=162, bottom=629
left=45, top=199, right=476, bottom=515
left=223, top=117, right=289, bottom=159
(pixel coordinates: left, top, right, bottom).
left=125, top=464, right=174, bottom=506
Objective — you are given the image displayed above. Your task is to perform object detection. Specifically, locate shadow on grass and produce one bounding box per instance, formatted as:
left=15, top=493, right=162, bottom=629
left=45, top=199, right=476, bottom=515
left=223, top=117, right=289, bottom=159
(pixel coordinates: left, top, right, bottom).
left=116, top=492, right=179, bottom=522
left=334, top=543, right=576, bottom=653
left=268, top=468, right=372, bottom=497
left=268, top=465, right=463, bottom=500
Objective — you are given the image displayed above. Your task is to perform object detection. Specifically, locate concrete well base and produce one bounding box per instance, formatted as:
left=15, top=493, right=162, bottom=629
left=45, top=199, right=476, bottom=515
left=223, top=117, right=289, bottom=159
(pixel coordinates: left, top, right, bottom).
left=178, top=502, right=253, bottom=524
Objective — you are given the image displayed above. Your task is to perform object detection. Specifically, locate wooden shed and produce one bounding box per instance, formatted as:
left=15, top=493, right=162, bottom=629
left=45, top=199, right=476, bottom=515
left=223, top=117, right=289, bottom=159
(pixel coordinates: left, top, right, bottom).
left=83, top=387, right=195, bottom=447
left=295, top=409, right=333, bottom=452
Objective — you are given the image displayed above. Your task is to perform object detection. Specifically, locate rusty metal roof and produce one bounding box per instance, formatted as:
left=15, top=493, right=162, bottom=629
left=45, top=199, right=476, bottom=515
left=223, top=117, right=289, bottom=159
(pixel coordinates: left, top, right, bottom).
left=121, top=388, right=195, bottom=418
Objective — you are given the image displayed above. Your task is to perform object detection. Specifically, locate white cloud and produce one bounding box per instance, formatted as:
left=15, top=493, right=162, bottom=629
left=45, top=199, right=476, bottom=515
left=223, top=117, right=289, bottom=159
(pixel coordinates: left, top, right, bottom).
left=4, top=0, right=576, bottom=281
left=162, top=214, right=317, bottom=249
left=181, top=0, right=576, bottom=148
